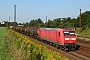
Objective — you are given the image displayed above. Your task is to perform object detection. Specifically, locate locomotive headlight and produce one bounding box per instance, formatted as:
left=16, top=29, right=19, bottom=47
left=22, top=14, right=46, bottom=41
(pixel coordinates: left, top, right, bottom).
left=65, top=38, right=76, bottom=40
left=71, top=38, right=76, bottom=40
left=65, top=38, right=69, bottom=40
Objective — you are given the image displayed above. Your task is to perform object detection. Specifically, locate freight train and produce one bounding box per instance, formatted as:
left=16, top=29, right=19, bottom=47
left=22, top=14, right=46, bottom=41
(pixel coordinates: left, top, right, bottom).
left=12, top=26, right=80, bottom=51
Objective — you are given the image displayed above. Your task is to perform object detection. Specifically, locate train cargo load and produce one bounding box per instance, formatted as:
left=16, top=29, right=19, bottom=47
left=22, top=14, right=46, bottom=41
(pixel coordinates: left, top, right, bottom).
left=31, top=27, right=39, bottom=38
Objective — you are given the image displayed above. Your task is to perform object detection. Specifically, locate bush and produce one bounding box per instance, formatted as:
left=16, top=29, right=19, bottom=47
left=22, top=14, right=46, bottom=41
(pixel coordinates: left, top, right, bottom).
left=7, top=29, right=68, bottom=60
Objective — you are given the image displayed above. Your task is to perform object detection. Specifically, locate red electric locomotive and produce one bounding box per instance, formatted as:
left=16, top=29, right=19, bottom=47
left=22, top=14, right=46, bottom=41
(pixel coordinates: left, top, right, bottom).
left=39, top=28, right=80, bottom=51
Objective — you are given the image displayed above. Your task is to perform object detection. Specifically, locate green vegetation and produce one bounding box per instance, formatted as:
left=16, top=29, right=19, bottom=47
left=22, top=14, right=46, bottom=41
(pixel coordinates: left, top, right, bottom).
left=0, top=27, right=68, bottom=60
left=23, top=11, right=90, bottom=37
left=7, top=29, right=68, bottom=60
left=21, top=11, right=90, bottom=37
left=22, top=18, right=44, bottom=27
left=0, top=27, right=9, bottom=60
left=76, top=28, right=90, bottom=37
left=22, top=11, right=90, bottom=30
left=0, top=27, right=5, bottom=59
left=1, top=11, right=90, bottom=30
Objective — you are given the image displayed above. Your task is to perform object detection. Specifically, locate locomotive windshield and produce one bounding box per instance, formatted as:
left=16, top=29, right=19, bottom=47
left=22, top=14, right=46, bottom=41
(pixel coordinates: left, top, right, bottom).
left=64, top=31, right=75, bottom=36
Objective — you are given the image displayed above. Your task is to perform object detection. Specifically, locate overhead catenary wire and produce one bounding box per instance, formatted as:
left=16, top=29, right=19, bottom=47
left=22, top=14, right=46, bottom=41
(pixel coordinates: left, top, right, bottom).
left=52, top=4, right=90, bottom=18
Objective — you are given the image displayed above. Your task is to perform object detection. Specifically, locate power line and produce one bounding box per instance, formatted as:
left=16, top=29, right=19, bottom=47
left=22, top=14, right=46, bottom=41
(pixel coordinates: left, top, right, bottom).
left=54, top=4, right=90, bottom=17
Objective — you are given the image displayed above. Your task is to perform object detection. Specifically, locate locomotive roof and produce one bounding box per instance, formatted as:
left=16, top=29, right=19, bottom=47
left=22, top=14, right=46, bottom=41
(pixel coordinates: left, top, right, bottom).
left=41, top=28, right=58, bottom=31
left=41, top=28, right=73, bottom=31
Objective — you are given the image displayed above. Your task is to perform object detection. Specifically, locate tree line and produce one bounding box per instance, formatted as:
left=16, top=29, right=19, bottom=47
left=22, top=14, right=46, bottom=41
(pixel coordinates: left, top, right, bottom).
left=1, top=11, right=90, bottom=30
left=22, top=11, right=90, bottom=30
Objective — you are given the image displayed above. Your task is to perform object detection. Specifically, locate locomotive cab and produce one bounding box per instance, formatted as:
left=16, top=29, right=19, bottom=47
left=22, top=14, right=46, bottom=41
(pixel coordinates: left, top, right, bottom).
left=63, top=30, right=80, bottom=51
left=64, top=31, right=76, bottom=44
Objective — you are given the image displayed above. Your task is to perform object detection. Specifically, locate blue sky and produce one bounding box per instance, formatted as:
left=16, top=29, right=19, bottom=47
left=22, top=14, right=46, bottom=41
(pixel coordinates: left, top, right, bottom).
left=0, top=0, right=90, bottom=23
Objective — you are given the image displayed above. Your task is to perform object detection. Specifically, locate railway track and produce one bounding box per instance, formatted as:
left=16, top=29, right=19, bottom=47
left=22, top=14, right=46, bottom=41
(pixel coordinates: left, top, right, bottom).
left=80, top=46, right=90, bottom=51
left=20, top=33, right=90, bottom=60
left=77, top=40, right=90, bottom=45
left=68, top=51, right=90, bottom=60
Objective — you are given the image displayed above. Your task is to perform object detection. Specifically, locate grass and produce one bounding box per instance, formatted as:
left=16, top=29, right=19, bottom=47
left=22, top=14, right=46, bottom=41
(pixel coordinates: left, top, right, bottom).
left=0, top=27, right=13, bottom=60
left=76, top=28, right=90, bottom=42
left=76, top=28, right=90, bottom=37
left=0, top=27, right=6, bottom=60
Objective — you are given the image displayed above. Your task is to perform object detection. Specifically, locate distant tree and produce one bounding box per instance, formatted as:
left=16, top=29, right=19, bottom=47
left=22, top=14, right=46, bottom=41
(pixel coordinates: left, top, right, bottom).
left=21, top=11, right=90, bottom=30
left=36, top=18, right=44, bottom=27
left=74, top=11, right=90, bottom=30
left=51, top=18, right=61, bottom=28
left=45, top=19, right=53, bottom=28
left=29, top=19, right=36, bottom=26
left=81, top=11, right=90, bottom=29
left=28, top=18, right=44, bottom=27
left=60, top=17, right=73, bottom=28
left=66, top=17, right=71, bottom=23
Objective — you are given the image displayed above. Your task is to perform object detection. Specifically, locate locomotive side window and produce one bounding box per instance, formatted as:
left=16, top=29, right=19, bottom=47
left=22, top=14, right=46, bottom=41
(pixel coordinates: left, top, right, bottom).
left=59, top=32, right=60, bottom=36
